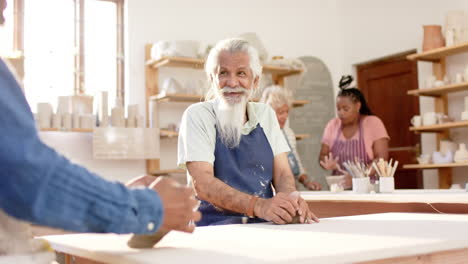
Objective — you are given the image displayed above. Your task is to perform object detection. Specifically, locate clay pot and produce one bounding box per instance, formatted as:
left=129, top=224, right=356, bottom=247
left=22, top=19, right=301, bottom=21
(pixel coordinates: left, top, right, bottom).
left=423, top=25, right=445, bottom=51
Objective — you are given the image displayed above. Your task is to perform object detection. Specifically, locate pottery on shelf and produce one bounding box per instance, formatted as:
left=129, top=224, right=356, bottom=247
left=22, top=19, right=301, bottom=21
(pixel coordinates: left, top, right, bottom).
left=417, top=154, right=431, bottom=164
left=422, top=25, right=445, bottom=51
left=440, top=140, right=457, bottom=155
left=432, top=151, right=453, bottom=164
left=454, top=143, right=468, bottom=163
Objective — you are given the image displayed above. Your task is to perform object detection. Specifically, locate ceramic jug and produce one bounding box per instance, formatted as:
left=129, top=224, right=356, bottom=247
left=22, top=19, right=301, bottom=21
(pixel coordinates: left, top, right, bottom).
left=454, top=143, right=468, bottom=163
left=422, top=25, right=445, bottom=51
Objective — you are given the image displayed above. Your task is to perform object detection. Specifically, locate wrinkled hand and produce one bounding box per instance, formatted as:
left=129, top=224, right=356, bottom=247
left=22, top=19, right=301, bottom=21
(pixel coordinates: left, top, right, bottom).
left=303, top=180, right=322, bottom=191
left=149, top=177, right=201, bottom=233
left=289, top=191, right=319, bottom=224
left=338, top=173, right=352, bottom=190
left=254, top=192, right=298, bottom=224
left=320, top=153, right=340, bottom=171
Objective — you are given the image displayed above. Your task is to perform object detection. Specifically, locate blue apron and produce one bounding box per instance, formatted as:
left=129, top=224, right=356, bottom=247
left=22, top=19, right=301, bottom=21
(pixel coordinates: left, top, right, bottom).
left=282, top=130, right=300, bottom=177
left=197, top=124, right=274, bottom=226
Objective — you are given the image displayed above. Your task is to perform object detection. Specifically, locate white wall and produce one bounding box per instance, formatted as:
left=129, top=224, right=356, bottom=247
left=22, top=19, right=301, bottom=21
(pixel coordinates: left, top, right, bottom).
left=125, top=0, right=343, bottom=170
left=41, top=0, right=342, bottom=182
left=42, top=0, right=468, bottom=188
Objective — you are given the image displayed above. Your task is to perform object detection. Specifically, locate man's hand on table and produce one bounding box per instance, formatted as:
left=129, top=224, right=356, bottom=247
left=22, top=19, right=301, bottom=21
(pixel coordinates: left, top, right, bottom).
left=253, top=192, right=319, bottom=224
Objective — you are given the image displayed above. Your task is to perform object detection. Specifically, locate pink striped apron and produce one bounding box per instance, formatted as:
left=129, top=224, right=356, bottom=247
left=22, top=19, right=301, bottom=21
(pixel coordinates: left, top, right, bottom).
left=330, top=118, right=371, bottom=175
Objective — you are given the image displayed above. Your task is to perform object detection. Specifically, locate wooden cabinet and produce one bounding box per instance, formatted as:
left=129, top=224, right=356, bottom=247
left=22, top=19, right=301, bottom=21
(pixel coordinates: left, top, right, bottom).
left=403, top=42, right=468, bottom=188
left=144, top=44, right=308, bottom=175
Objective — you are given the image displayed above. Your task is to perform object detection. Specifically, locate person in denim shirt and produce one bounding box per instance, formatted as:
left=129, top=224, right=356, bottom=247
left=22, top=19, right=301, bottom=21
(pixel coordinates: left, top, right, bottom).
left=0, top=0, right=200, bottom=243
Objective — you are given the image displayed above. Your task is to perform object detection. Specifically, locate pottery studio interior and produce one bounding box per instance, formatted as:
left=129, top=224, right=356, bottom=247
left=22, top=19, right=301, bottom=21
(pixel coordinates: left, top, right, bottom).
left=3, top=0, right=468, bottom=263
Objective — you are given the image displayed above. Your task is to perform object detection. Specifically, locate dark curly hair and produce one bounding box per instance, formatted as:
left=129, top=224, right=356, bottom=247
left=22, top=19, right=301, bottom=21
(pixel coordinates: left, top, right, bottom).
left=337, top=75, right=373, bottom=116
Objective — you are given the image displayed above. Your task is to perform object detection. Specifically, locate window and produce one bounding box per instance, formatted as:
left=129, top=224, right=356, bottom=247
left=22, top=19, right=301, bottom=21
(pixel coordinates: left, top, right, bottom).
left=0, top=0, right=14, bottom=56
left=2, top=0, right=124, bottom=113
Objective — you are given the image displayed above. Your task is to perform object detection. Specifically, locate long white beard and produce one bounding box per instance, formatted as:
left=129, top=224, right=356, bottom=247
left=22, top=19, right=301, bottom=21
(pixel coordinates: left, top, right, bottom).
left=215, top=87, right=251, bottom=148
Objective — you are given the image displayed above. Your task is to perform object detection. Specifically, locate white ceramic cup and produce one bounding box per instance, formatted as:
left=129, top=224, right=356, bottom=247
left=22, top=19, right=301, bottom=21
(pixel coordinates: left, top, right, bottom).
left=72, top=113, right=80, bottom=129
left=62, top=113, right=72, bottom=130
left=37, top=102, right=53, bottom=129
left=461, top=111, right=468, bottom=121
left=411, top=115, right=422, bottom=127
left=80, top=114, right=95, bottom=129
left=455, top=73, right=464, bottom=84
left=425, top=75, right=436, bottom=88
left=352, top=177, right=370, bottom=194
left=379, top=177, right=395, bottom=193
left=423, top=112, right=437, bottom=126
left=417, top=154, right=431, bottom=164
left=434, top=80, right=445, bottom=87
left=52, top=113, right=61, bottom=129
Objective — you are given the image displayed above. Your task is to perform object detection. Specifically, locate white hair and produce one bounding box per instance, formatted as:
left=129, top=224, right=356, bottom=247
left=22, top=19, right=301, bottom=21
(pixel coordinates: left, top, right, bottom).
left=204, top=38, right=262, bottom=100
left=260, top=85, right=292, bottom=110
left=215, top=94, right=248, bottom=148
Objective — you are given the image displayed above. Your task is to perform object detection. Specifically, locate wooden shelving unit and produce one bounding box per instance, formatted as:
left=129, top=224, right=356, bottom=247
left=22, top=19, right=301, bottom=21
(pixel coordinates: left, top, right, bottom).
left=409, top=120, right=468, bottom=132
left=40, top=128, right=94, bottom=133
left=407, top=42, right=468, bottom=62
left=146, top=56, right=303, bottom=78
left=404, top=42, right=468, bottom=188
left=150, top=93, right=309, bottom=108
left=150, top=93, right=202, bottom=103
left=160, top=129, right=179, bottom=138
left=145, top=46, right=306, bottom=174
left=404, top=162, right=468, bottom=169
left=407, top=82, right=468, bottom=97
left=160, top=129, right=310, bottom=141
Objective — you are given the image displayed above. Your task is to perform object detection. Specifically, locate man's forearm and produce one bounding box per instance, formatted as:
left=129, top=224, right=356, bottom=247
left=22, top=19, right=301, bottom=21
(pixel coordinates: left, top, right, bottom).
left=274, top=173, right=297, bottom=193
left=188, top=166, right=252, bottom=214
left=272, top=153, right=297, bottom=194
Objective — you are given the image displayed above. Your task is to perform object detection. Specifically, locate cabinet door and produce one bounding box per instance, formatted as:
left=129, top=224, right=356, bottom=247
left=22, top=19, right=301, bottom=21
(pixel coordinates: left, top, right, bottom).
left=358, top=57, right=422, bottom=189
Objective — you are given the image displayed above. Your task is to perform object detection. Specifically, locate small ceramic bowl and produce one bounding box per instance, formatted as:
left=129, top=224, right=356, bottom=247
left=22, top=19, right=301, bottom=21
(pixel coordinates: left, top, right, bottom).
left=326, top=175, right=344, bottom=187
left=417, top=154, right=431, bottom=164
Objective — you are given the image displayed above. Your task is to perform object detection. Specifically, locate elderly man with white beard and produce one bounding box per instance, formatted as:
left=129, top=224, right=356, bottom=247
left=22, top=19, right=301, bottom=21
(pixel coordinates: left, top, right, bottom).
left=178, top=38, right=319, bottom=226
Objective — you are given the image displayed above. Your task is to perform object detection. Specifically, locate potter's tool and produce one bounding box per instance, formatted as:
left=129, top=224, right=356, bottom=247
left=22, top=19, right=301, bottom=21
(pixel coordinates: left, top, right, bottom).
left=127, top=229, right=169, bottom=249
left=371, top=159, right=398, bottom=178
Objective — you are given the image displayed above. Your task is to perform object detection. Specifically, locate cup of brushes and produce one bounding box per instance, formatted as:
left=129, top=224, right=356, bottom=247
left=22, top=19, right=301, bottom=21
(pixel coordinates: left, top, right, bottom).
left=342, top=158, right=398, bottom=194
left=373, top=159, right=398, bottom=193
left=342, top=160, right=371, bottom=194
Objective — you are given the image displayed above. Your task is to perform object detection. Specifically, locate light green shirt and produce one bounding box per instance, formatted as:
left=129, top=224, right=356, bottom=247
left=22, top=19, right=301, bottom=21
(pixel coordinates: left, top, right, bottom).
left=178, top=98, right=290, bottom=169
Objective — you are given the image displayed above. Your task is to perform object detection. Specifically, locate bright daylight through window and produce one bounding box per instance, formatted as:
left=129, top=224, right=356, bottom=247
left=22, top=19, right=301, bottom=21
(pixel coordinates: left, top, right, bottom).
left=9, top=0, right=123, bottom=113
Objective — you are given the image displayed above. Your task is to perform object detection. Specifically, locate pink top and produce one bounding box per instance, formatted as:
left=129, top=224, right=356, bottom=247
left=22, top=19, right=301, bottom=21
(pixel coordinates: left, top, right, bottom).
left=321, top=115, right=389, bottom=160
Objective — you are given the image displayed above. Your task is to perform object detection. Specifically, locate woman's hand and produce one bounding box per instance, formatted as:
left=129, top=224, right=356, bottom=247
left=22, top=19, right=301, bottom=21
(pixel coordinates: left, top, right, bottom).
left=299, top=174, right=322, bottom=190
left=320, top=153, right=340, bottom=171
left=304, top=180, right=322, bottom=191
left=338, top=173, right=352, bottom=190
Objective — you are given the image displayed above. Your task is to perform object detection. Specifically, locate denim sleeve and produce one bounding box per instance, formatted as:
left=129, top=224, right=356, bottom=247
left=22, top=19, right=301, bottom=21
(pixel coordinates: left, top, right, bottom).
left=0, top=59, right=163, bottom=234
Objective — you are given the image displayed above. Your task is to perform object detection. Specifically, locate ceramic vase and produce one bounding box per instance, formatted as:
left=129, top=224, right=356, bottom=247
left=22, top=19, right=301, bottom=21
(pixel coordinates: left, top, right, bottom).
left=454, top=143, right=468, bottom=163
left=423, top=25, right=445, bottom=51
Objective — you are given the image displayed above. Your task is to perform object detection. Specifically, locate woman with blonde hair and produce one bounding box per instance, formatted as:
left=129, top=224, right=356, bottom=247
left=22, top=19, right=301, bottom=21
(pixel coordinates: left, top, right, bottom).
left=260, top=85, right=321, bottom=190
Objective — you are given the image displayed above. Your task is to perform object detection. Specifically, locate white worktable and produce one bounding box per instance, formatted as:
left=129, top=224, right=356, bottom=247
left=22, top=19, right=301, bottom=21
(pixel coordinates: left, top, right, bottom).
left=300, top=189, right=468, bottom=203
left=42, top=213, right=468, bottom=264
